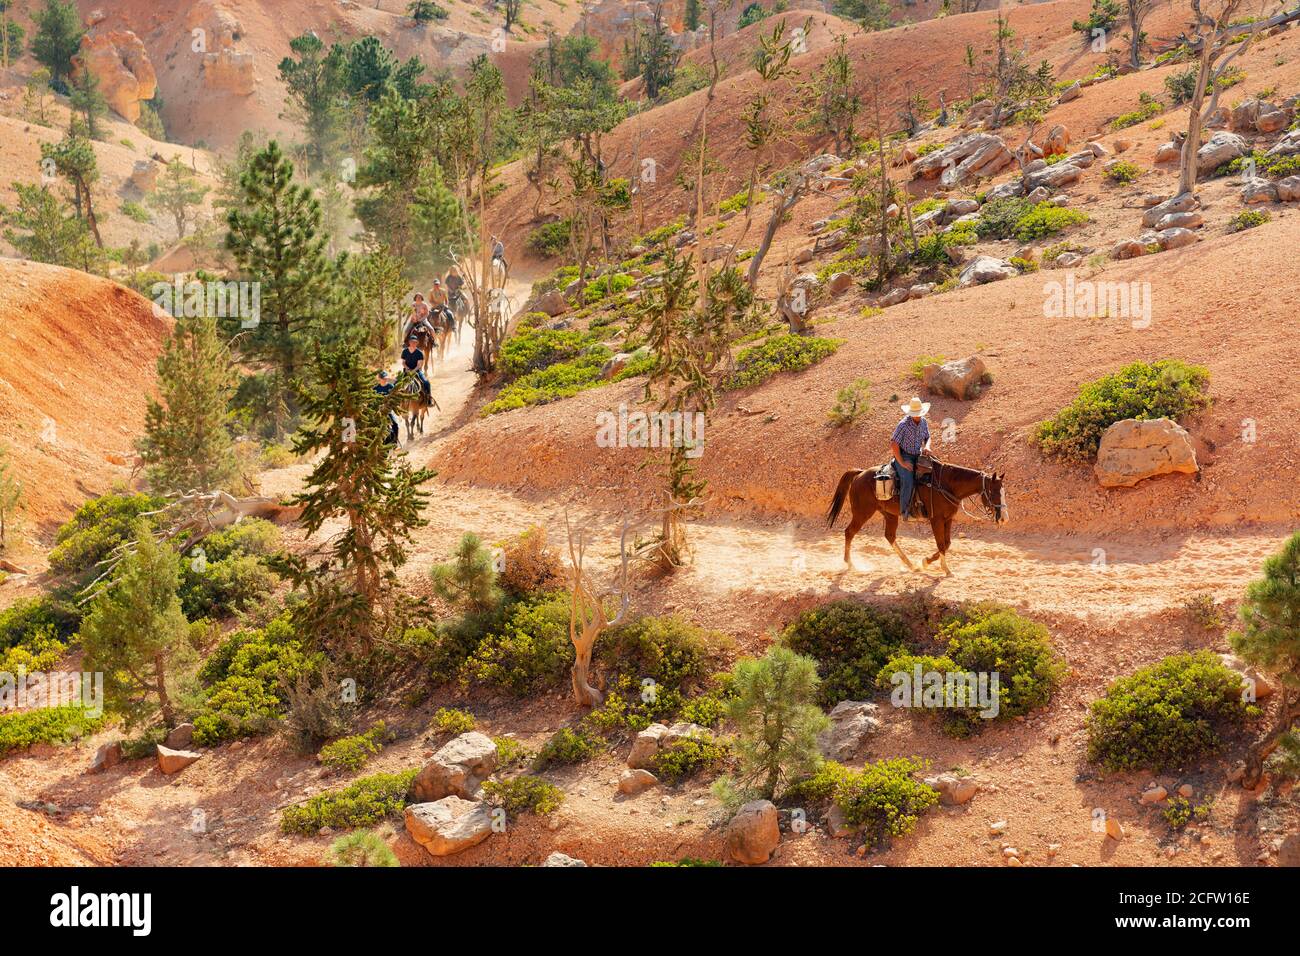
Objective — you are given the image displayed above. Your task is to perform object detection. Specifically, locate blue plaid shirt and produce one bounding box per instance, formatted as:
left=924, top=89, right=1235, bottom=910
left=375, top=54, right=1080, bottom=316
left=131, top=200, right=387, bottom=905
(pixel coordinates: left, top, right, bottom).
left=892, top=416, right=930, bottom=456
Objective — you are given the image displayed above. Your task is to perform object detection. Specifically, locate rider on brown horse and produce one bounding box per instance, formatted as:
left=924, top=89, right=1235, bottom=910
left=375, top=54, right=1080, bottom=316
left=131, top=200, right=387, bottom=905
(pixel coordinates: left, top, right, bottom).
left=892, top=397, right=932, bottom=522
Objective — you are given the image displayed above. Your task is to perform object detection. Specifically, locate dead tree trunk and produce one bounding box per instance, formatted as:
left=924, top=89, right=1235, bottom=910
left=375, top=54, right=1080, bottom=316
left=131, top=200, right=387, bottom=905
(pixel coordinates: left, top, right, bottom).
left=1242, top=693, right=1300, bottom=788
left=566, top=515, right=630, bottom=708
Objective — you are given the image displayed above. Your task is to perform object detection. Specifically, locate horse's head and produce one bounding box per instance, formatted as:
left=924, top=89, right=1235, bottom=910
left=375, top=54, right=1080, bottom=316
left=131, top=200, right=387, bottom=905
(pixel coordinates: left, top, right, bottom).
left=981, top=471, right=1008, bottom=524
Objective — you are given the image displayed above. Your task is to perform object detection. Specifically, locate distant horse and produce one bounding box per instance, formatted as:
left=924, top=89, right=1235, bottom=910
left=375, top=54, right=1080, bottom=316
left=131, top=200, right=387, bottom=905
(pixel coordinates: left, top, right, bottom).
left=396, top=373, right=438, bottom=443
left=431, top=307, right=454, bottom=362
left=825, top=461, right=1007, bottom=574
left=450, top=291, right=470, bottom=346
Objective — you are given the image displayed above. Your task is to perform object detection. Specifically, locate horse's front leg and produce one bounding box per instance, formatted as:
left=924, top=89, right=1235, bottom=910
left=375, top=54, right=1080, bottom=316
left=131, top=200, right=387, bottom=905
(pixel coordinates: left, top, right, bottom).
left=922, top=515, right=944, bottom=570
left=883, top=513, right=915, bottom=571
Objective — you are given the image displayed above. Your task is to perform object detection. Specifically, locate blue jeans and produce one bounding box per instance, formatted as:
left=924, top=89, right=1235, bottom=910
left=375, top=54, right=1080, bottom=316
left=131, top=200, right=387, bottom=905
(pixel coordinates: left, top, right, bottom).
left=895, top=453, right=919, bottom=520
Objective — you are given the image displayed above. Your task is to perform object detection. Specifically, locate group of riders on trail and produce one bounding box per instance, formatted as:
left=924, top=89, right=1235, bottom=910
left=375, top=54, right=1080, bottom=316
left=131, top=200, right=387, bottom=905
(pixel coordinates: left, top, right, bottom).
left=374, top=239, right=510, bottom=446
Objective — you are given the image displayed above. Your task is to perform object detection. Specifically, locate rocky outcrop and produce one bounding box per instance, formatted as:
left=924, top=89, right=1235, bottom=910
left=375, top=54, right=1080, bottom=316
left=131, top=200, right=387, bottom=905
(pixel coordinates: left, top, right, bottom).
left=1025, top=162, right=1083, bottom=191
left=405, top=797, right=494, bottom=857
left=816, top=700, right=881, bottom=760
left=411, top=732, right=498, bottom=801
left=911, top=134, right=1014, bottom=188
left=164, top=723, right=195, bottom=749
left=1266, top=129, right=1300, bottom=158
left=627, top=723, right=670, bottom=769
left=1094, top=418, right=1199, bottom=488
left=88, top=742, right=123, bottom=774
left=1241, top=177, right=1279, bottom=204
left=542, top=852, right=587, bottom=867
left=725, top=800, right=780, bottom=865
left=1196, top=131, right=1249, bottom=175
left=1278, top=176, right=1300, bottom=202
left=535, top=290, right=569, bottom=317
left=924, top=773, right=978, bottom=806
left=618, top=769, right=658, bottom=795
left=959, top=255, right=1018, bottom=286
left=186, top=2, right=256, bottom=97
left=922, top=356, right=990, bottom=400
left=1141, top=192, right=1199, bottom=228
left=70, top=27, right=157, bottom=123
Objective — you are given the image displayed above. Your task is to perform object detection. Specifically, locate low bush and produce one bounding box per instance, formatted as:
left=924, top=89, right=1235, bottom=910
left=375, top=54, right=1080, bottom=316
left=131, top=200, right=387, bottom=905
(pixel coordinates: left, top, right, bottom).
left=0, top=595, right=80, bottom=650
left=787, top=758, right=938, bottom=847
left=525, top=219, right=572, bottom=257
left=581, top=272, right=635, bottom=303
left=535, top=726, right=601, bottom=768
left=653, top=736, right=729, bottom=783
left=481, top=348, right=612, bottom=415
left=1111, top=93, right=1163, bottom=130
left=1033, top=359, right=1211, bottom=461
left=1086, top=651, right=1255, bottom=772
left=1229, top=209, right=1269, bottom=232
left=724, top=335, right=842, bottom=391
left=318, top=722, right=391, bottom=772
left=827, top=378, right=870, bottom=427
left=280, top=770, right=417, bottom=835
left=1011, top=203, right=1088, bottom=241
left=497, top=526, right=566, bottom=598
left=328, top=830, right=399, bottom=866
left=460, top=591, right=572, bottom=695
left=47, top=493, right=163, bottom=579
left=482, top=775, right=563, bottom=817
left=780, top=600, right=911, bottom=706
left=0, top=705, right=107, bottom=756
left=430, top=707, right=476, bottom=735
left=1105, top=160, right=1143, bottom=184
left=499, top=325, right=599, bottom=380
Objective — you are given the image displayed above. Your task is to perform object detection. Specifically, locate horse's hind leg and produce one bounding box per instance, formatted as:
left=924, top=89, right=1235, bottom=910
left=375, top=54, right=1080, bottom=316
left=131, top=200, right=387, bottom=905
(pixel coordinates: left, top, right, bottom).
left=883, top=513, right=915, bottom=571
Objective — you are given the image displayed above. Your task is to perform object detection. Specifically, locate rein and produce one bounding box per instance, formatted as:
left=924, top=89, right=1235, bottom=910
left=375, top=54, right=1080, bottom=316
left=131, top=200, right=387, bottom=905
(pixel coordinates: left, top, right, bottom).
left=928, top=462, right=999, bottom=521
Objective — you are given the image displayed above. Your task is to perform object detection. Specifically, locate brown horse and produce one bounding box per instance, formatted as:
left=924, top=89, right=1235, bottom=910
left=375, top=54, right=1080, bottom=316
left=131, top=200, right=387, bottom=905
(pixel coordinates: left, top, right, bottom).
left=825, top=461, right=1007, bottom=574
left=396, top=373, right=439, bottom=443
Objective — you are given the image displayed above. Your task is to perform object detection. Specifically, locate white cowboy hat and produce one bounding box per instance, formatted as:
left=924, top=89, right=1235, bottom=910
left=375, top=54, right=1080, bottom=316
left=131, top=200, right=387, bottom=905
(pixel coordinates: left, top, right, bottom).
left=900, top=397, right=931, bottom=417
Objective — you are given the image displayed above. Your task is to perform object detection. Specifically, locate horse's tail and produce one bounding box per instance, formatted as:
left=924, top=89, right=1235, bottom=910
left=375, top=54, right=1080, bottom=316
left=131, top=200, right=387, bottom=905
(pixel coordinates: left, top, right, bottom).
left=826, top=469, right=862, bottom=529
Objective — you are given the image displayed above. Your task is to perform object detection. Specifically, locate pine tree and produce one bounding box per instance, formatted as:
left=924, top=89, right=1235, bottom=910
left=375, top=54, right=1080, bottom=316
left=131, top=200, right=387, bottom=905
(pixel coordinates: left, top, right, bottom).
left=80, top=533, right=193, bottom=729
left=274, top=344, right=435, bottom=651
left=225, top=140, right=335, bottom=383
left=41, top=133, right=103, bottom=246
left=137, top=314, right=239, bottom=494
left=0, top=442, right=22, bottom=549
left=32, top=0, right=82, bottom=86
left=716, top=646, right=829, bottom=805
left=1, top=182, right=95, bottom=269
left=278, top=33, right=346, bottom=174
left=347, top=242, right=410, bottom=363
left=684, top=0, right=701, bottom=31
left=1, top=1, right=27, bottom=69
left=68, top=68, right=107, bottom=140
left=1231, top=531, right=1300, bottom=786
left=146, top=159, right=209, bottom=239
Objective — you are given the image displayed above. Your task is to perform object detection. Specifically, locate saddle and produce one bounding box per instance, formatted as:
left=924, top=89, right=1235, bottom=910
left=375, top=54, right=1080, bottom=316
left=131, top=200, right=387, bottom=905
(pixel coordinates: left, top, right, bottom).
left=874, top=455, right=937, bottom=518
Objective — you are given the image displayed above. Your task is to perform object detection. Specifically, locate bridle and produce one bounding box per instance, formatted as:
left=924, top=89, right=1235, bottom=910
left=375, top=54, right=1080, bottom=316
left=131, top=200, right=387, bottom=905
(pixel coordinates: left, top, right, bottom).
left=928, top=462, right=1005, bottom=522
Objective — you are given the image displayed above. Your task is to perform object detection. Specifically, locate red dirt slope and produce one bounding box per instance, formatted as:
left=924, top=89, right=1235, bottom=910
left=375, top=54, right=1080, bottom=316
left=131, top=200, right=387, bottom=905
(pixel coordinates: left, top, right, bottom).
left=0, top=258, right=170, bottom=542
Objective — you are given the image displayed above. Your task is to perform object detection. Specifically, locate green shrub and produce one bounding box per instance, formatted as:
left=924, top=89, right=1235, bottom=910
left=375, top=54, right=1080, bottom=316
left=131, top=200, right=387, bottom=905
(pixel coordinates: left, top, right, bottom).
left=974, top=198, right=1034, bottom=239
left=499, top=325, right=599, bottom=380
left=0, top=595, right=80, bottom=649
left=1111, top=93, right=1163, bottom=130
left=1011, top=203, right=1088, bottom=241
left=719, top=188, right=763, bottom=214
left=650, top=857, right=723, bottom=866
left=280, top=770, right=418, bottom=835
left=680, top=680, right=735, bottom=727
left=482, top=775, right=563, bottom=816
left=1105, top=160, right=1143, bottom=184
left=192, top=616, right=321, bottom=745
left=1086, top=651, right=1255, bottom=772
left=430, top=707, right=476, bottom=735
left=319, top=722, right=391, bottom=772
left=526, top=219, right=572, bottom=257
left=1229, top=209, right=1269, bottom=232
left=121, top=200, right=151, bottom=222
left=460, top=591, right=572, bottom=695
left=586, top=673, right=685, bottom=732
left=827, top=378, right=870, bottom=427
left=780, top=600, right=910, bottom=706
left=0, top=624, right=64, bottom=675
left=602, top=614, right=728, bottom=690
left=1033, top=359, right=1211, bottom=461
left=582, top=272, right=635, bottom=303
left=178, top=552, right=276, bottom=620
left=481, top=348, right=612, bottom=415
left=535, top=726, right=601, bottom=768
left=493, top=736, right=530, bottom=769
left=0, top=705, right=107, bottom=756
left=328, top=830, right=399, bottom=866
left=724, top=335, right=842, bottom=391
left=654, top=736, right=729, bottom=783
left=833, top=757, right=938, bottom=846
left=48, top=493, right=164, bottom=579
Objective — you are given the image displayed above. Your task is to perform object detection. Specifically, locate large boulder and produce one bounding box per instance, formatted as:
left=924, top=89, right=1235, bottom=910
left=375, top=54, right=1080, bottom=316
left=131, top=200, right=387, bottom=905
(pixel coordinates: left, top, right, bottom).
left=627, top=723, right=670, bottom=769
left=1241, top=178, right=1279, bottom=205
left=405, top=797, right=494, bottom=857
left=129, top=160, right=160, bottom=192
left=542, top=851, right=587, bottom=867
left=1266, top=129, right=1300, bottom=158
left=70, top=27, right=157, bottom=123
left=924, top=773, right=979, bottom=806
left=156, top=744, right=201, bottom=775
left=725, top=800, right=780, bottom=865
left=1196, top=131, right=1249, bottom=175
left=1025, top=162, right=1083, bottom=191
left=165, top=723, right=195, bottom=750
left=1277, top=176, right=1300, bottom=202
left=618, top=769, right=658, bottom=795
left=535, top=289, right=569, bottom=316
left=1154, top=211, right=1203, bottom=231
left=922, top=356, right=989, bottom=400
left=88, top=742, right=123, bottom=774
left=411, top=732, right=498, bottom=801
left=1154, top=141, right=1182, bottom=163
left=1141, top=192, right=1199, bottom=228
left=959, top=255, right=1018, bottom=286
left=1157, top=227, right=1198, bottom=251
left=1058, top=81, right=1081, bottom=103
left=1094, top=418, right=1199, bottom=488
left=911, top=133, right=1014, bottom=187
left=816, top=701, right=881, bottom=761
